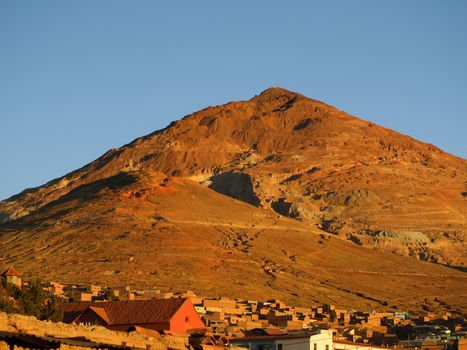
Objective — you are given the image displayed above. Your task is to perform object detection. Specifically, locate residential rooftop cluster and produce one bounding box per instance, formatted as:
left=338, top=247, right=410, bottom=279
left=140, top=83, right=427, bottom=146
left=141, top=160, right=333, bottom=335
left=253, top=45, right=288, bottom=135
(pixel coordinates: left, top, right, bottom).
left=1, top=267, right=466, bottom=350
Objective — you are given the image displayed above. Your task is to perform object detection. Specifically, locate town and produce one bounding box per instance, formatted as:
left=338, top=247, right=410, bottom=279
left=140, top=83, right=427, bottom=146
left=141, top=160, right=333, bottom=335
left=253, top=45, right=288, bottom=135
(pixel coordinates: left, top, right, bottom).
left=1, top=267, right=465, bottom=350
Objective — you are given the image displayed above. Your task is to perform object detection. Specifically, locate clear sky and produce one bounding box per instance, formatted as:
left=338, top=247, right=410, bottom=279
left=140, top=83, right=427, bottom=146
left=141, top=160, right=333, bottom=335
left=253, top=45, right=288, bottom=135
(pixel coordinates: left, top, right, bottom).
left=1, top=1, right=466, bottom=200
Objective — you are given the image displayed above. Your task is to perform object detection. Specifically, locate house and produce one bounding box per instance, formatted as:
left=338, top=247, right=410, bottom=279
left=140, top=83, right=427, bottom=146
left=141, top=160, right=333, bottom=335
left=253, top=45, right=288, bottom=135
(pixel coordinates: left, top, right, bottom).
left=112, top=286, right=135, bottom=300
left=61, top=298, right=205, bottom=333
left=1, top=266, right=22, bottom=289
left=88, top=284, right=102, bottom=295
left=49, top=281, right=65, bottom=296
left=70, top=289, right=94, bottom=302
left=230, top=327, right=333, bottom=350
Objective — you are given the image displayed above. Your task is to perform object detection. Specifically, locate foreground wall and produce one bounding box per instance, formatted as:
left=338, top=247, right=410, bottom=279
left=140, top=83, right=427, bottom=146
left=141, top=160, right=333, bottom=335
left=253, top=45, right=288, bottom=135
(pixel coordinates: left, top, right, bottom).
left=0, top=312, right=188, bottom=350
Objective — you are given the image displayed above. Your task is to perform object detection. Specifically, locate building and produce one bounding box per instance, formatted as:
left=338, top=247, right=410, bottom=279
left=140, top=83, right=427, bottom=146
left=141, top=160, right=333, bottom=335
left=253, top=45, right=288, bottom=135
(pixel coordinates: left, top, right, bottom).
left=60, top=298, right=205, bottom=333
left=1, top=266, right=22, bottom=289
left=334, top=341, right=393, bottom=350
left=230, top=328, right=333, bottom=350
left=49, top=281, right=65, bottom=296
left=70, top=289, right=94, bottom=302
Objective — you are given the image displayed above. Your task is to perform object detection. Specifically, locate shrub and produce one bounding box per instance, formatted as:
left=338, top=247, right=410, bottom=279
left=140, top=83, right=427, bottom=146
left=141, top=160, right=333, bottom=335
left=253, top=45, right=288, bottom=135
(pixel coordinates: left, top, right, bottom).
left=0, top=279, right=63, bottom=322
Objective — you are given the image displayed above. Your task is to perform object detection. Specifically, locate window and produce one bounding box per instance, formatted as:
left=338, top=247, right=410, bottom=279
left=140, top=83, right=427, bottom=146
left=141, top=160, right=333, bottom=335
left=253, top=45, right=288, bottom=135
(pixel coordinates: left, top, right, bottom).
left=259, top=345, right=272, bottom=350
left=277, top=344, right=283, bottom=350
left=314, top=344, right=317, bottom=350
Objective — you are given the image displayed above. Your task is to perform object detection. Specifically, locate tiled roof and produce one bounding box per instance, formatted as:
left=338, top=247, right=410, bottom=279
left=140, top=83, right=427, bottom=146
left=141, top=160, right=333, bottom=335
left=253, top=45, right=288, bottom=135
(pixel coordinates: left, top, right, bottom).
left=1, top=266, right=21, bottom=277
left=88, top=306, right=111, bottom=324
left=61, top=298, right=187, bottom=325
left=61, top=302, right=93, bottom=323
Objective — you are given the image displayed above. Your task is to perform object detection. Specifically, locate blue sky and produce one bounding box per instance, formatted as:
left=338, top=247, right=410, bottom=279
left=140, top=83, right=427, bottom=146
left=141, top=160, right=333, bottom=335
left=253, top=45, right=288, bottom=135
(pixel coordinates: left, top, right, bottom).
left=1, top=1, right=466, bottom=200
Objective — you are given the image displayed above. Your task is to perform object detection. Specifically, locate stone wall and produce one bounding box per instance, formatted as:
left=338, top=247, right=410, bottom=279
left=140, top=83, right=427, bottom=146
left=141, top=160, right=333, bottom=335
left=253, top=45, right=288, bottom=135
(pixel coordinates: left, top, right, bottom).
left=0, top=312, right=189, bottom=350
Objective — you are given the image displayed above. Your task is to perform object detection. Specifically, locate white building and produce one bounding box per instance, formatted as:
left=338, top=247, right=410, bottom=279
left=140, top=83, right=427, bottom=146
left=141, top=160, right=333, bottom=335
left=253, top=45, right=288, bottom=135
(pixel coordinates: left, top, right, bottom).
left=230, top=329, right=333, bottom=350
left=277, top=330, right=333, bottom=350
left=334, top=341, right=391, bottom=350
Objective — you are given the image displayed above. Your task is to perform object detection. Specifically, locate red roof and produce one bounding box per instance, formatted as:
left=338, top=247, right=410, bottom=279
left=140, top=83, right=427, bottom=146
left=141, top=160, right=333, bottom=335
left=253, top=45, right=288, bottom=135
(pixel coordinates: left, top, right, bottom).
left=1, top=266, right=21, bottom=277
left=61, top=298, right=187, bottom=325
left=88, top=306, right=111, bottom=324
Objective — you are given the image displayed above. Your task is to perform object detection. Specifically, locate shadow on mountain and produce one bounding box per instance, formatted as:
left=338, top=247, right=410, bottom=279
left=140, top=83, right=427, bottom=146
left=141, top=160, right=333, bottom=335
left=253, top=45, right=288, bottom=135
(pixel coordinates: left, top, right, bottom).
left=446, top=264, right=467, bottom=273
left=2, top=172, right=139, bottom=226
left=208, top=172, right=260, bottom=207
left=271, top=198, right=299, bottom=219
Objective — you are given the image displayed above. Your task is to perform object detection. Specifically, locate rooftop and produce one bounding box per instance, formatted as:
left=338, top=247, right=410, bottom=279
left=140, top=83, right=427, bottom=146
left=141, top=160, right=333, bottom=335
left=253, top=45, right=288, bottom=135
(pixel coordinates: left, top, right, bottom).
left=61, top=298, right=188, bottom=325
left=1, top=266, right=21, bottom=277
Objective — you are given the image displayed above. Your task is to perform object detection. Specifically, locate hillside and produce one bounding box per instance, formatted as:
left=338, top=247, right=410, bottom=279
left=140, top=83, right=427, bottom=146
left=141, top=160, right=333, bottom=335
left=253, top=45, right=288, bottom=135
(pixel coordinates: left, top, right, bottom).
left=1, top=170, right=466, bottom=314
left=0, top=87, right=466, bottom=313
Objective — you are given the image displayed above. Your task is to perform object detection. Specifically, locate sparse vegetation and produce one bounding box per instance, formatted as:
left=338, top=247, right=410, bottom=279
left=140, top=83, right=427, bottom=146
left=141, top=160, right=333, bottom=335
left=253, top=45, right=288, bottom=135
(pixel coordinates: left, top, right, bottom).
left=0, top=279, right=63, bottom=322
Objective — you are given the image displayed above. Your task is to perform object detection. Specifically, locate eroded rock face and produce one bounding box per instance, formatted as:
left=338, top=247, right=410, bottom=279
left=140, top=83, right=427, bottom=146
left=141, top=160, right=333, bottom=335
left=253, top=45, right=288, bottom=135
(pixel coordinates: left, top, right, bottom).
left=0, top=211, right=10, bottom=223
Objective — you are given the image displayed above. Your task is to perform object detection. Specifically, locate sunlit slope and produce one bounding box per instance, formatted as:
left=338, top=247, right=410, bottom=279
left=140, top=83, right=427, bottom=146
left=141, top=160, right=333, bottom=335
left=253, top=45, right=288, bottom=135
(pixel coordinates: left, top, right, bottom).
left=1, top=170, right=465, bottom=314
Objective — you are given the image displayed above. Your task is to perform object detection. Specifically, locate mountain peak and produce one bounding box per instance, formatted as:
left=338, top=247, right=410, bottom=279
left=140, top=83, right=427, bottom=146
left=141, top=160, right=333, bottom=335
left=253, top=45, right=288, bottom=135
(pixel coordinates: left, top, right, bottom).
left=252, top=86, right=300, bottom=102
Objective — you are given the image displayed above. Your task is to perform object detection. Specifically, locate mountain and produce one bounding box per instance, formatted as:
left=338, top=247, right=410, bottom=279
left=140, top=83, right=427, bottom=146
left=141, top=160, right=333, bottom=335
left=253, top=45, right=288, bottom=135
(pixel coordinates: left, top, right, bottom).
left=0, top=87, right=466, bottom=314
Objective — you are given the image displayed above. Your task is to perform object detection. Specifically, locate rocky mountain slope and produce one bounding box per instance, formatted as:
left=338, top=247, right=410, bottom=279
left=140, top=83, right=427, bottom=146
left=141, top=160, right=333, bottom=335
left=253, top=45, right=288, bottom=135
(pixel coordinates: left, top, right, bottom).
left=0, top=87, right=465, bottom=313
